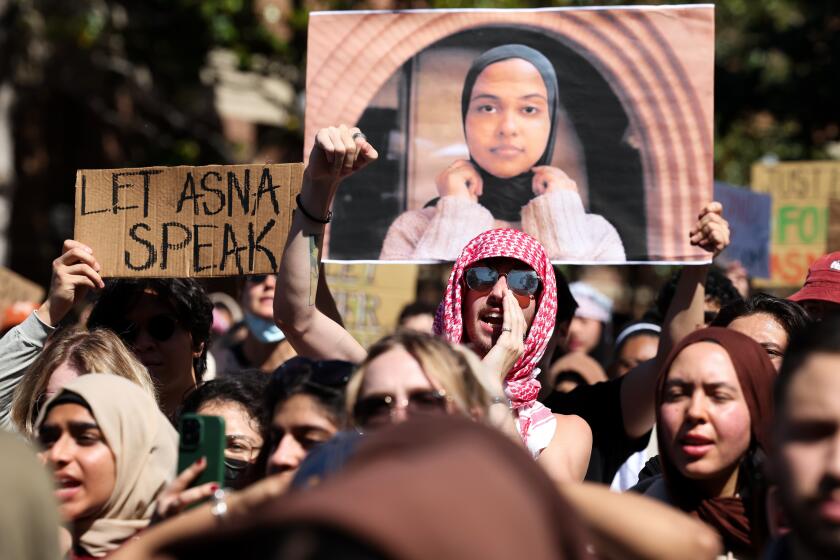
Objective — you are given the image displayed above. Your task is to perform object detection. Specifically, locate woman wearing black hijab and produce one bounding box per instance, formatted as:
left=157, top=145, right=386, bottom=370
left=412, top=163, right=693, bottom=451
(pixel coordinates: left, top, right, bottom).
left=380, top=44, right=625, bottom=261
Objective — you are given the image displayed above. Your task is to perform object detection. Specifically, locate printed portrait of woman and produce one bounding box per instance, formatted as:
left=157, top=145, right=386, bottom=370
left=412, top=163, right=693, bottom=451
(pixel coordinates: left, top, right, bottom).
left=379, top=44, right=626, bottom=262
left=325, top=25, right=653, bottom=262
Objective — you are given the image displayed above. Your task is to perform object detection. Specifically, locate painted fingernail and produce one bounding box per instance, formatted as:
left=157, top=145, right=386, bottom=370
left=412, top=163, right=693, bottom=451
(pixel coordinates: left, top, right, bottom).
left=198, top=457, right=206, bottom=466
left=210, top=483, right=220, bottom=492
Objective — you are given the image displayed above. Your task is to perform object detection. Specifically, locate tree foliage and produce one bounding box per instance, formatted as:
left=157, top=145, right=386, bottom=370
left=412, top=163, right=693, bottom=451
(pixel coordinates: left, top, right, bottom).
left=0, top=0, right=836, bottom=280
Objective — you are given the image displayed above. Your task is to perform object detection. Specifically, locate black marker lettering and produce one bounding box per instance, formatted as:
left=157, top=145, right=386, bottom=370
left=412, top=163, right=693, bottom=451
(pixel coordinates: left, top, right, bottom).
left=80, top=174, right=108, bottom=215
left=193, top=224, right=217, bottom=273
left=220, top=223, right=246, bottom=274
left=227, top=170, right=250, bottom=217
left=248, top=218, right=277, bottom=272
left=112, top=172, right=141, bottom=215
left=136, top=169, right=161, bottom=218
left=200, top=171, right=225, bottom=215
left=254, top=168, right=280, bottom=215
left=161, top=222, right=192, bottom=270
left=176, top=172, right=203, bottom=215
left=125, top=223, right=157, bottom=270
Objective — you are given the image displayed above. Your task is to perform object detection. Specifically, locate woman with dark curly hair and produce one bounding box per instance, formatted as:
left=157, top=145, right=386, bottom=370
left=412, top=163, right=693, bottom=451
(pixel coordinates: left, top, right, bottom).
left=87, top=278, right=213, bottom=418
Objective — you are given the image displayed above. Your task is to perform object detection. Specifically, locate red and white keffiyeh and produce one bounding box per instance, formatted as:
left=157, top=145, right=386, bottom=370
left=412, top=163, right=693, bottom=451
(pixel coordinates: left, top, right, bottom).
left=433, top=228, right=557, bottom=456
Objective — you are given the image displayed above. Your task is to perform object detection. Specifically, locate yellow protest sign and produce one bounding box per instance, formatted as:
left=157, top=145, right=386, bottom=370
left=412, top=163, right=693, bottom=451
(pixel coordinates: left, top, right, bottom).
left=751, top=162, right=840, bottom=287
left=324, top=264, right=419, bottom=348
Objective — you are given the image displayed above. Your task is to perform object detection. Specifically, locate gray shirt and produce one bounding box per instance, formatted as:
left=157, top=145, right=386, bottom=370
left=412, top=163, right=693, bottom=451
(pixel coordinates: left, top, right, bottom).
left=0, top=312, right=54, bottom=431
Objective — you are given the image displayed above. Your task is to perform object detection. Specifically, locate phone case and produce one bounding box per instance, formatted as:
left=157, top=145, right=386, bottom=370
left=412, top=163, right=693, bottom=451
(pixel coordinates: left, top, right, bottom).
left=177, top=413, right=226, bottom=489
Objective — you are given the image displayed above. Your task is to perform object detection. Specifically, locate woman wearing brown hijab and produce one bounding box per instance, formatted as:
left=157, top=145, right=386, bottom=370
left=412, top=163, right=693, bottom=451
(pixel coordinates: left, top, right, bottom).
left=646, top=327, right=776, bottom=558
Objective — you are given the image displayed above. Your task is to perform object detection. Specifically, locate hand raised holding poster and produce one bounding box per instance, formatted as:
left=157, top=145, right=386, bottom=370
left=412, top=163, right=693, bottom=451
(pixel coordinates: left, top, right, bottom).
left=37, top=239, right=104, bottom=326
left=305, top=6, right=714, bottom=263
left=74, top=164, right=303, bottom=277
left=307, top=126, right=379, bottom=184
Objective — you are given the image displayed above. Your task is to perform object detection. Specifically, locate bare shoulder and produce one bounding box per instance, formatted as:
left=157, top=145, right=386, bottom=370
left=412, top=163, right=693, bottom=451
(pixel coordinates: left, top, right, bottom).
left=553, top=413, right=592, bottom=441
left=538, top=414, right=593, bottom=482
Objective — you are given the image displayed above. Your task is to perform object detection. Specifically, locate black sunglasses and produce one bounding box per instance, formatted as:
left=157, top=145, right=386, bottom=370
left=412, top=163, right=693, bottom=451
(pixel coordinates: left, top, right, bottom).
left=116, top=314, right=179, bottom=344
left=353, top=389, right=448, bottom=428
left=272, top=357, right=354, bottom=397
left=246, top=274, right=269, bottom=284
left=465, top=266, right=541, bottom=296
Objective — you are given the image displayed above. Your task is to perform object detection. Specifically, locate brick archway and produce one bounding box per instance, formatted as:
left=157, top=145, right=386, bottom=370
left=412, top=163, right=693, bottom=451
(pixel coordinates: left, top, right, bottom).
left=305, top=7, right=714, bottom=260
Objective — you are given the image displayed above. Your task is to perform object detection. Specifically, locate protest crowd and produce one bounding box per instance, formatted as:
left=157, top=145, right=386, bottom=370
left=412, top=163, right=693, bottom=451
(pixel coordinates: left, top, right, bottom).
left=2, top=7, right=840, bottom=559
left=0, top=122, right=839, bottom=560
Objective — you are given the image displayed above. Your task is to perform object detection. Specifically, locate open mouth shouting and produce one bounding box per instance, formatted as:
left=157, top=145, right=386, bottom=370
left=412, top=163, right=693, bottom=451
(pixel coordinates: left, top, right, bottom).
left=479, top=309, right=504, bottom=336
left=54, top=474, right=83, bottom=501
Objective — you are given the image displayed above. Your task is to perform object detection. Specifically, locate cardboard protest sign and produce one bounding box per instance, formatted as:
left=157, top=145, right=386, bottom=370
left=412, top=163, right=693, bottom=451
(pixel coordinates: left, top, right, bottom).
left=0, top=267, right=45, bottom=311
left=324, top=263, right=418, bottom=348
left=828, top=199, right=840, bottom=253
left=713, top=181, right=771, bottom=279
left=305, top=5, right=714, bottom=264
left=751, top=161, right=840, bottom=287
left=74, top=164, right=303, bottom=277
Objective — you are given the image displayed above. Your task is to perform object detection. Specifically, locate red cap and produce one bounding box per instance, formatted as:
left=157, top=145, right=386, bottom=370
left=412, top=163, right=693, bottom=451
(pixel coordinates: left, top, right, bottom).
left=789, top=252, right=840, bottom=304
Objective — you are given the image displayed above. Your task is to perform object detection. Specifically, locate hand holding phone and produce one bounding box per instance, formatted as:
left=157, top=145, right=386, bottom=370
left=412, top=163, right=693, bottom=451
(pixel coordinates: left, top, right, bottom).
left=177, top=414, right=225, bottom=487
left=152, top=414, right=226, bottom=522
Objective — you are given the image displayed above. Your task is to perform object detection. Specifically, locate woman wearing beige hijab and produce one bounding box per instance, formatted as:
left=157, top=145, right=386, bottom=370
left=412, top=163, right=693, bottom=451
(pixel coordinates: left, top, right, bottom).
left=36, top=374, right=177, bottom=558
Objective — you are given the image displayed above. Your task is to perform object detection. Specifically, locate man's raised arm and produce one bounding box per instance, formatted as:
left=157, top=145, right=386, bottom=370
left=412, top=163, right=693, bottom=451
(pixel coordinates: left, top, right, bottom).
left=274, top=125, right=377, bottom=363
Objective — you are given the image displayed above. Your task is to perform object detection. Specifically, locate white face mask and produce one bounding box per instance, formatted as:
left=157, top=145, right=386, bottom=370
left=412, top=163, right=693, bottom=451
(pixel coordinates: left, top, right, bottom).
left=244, top=311, right=286, bottom=344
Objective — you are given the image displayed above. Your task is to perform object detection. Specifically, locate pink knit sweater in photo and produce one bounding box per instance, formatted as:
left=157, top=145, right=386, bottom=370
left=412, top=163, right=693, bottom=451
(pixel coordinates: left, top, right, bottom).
left=379, top=190, right=626, bottom=261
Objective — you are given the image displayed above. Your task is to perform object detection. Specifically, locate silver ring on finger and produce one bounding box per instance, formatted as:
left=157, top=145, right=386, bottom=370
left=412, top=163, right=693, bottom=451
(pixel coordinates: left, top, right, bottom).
left=501, top=327, right=512, bottom=333
left=352, top=132, right=366, bottom=141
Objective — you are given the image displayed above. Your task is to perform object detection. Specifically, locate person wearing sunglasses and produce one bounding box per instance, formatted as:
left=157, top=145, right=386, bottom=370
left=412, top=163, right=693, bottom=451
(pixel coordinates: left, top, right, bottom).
left=212, top=274, right=296, bottom=376
left=276, top=127, right=590, bottom=482
left=347, top=331, right=511, bottom=435
left=86, top=278, right=213, bottom=419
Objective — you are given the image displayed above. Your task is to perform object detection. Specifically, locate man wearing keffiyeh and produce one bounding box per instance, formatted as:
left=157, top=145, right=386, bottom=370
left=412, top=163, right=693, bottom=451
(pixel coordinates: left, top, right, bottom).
left=275, top=125, right=592, bottom=482
left=433, top=228, right=563, bottom=457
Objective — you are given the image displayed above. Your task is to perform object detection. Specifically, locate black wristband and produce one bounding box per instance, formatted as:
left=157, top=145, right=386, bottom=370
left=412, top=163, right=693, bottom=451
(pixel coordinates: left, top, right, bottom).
left=295, top=193, right=332, bottom=224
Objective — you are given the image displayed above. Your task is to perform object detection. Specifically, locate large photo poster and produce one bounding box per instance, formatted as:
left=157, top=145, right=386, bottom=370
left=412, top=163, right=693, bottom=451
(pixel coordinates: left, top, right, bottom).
left=305, top=5, right=714, bottom=263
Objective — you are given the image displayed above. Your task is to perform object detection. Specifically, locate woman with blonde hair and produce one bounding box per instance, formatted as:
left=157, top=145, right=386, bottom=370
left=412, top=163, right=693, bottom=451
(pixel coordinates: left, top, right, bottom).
left=10, top=327, right=156, bottom=435
left=347, top=331, right=519, bottom=439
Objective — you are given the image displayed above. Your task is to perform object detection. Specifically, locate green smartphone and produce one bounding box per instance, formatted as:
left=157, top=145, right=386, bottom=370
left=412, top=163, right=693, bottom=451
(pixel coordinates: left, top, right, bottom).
left=177, top=413, right=226, bottom=489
